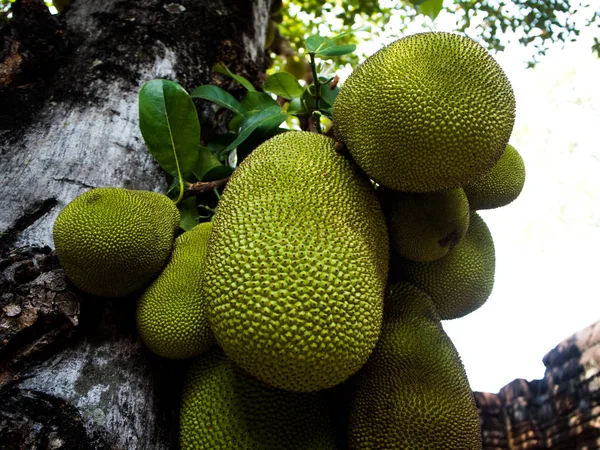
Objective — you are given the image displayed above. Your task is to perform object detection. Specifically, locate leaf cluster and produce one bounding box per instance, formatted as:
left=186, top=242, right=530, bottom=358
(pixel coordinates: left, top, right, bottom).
left=273, top=0, right=599, bottom=70
left=138, top=31, right=357, bottom=230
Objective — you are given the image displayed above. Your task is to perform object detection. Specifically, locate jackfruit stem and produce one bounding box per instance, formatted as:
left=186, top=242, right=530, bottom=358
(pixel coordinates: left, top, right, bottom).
left=198, top=204, right=216, bottom=214
left=175, top=177, right=185, bottom=205
left=308, top=52, right=322, bottom=134
left=183, top=178, right=230, bottom=199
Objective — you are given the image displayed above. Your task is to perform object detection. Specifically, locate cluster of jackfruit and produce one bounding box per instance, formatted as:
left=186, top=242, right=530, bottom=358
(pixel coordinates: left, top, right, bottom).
left=52, top=31, right=526, bottom=449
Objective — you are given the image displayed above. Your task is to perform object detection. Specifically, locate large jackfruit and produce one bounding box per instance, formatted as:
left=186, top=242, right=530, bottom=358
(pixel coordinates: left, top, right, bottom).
left=333, top=32, right=515, bottom=192
left=394, top=211, right=495, bottom=320
left=179, top=349, right=340, bottom=450
left=53, top=187, right=179, bottom=297
left=346, top=282, right=482, bottom=449
left=136, top=222, right=215, bottom=359
left=463, top=144, right=526, bottom=210
left=203, top=131, right=389, bottom=392
left=378, top=187, right=470, bottom=262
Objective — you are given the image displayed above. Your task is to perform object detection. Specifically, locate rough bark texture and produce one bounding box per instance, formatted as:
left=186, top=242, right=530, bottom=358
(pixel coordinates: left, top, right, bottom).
left=476, top=320, right=600, bottom=449
left=0, top=0, right=271, bottom=447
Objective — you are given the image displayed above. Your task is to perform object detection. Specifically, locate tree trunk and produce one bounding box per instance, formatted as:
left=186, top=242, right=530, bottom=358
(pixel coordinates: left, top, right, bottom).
left=0, top=0, right=271, bottom=447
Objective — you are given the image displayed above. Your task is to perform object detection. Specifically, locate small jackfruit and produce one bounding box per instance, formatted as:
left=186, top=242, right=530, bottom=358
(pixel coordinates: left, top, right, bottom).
left=333, top=32, right=515, bottom=192
left=379, top=187, right=470, bottom=262
left=203, top=131, right=389, bottom=392
left=463, top=144, right=526, bottom=210
left=394, top=212, right=495, bottom=319
left=136, top=222, right=215, bottom=359
left=346, top=282, right=482, bottom=449
left=179, top=349, right=339, bottom=449
left=53, top=187, right=179, bottom=297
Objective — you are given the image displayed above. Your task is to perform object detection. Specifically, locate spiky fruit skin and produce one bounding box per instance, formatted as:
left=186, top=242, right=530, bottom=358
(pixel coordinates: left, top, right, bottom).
left=463, top=144, right=526, bottom=210
left=333, top=32, right=515, bottom=192
left=53, top=187, right=179, bottom=297
left=204, top=131, right=389, bottom=392
left=379, top=187, right=470, bottom=262
left=347, top=282, right=482, bottom=449
left=179, top=349, right=340, bottom=450
left=394, top=212, right=495, bottom=320
left=136, top=222, right=215, bottom=359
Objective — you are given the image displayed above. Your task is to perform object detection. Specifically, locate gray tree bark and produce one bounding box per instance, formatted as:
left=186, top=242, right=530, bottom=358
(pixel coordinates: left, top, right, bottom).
left=0, top=0, right=271, bottom=447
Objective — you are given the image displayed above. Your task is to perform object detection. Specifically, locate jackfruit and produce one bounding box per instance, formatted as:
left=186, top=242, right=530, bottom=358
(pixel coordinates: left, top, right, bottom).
left=346, top=282, right=482, bottom=449
left=463, top=144, right=526, bottom=210
left=333, top=31, right=516, bottom=192
left=203, top=131, right=389, bottom=392
left=378, top=187, right=470, bottom=262
left=53, top=187, right=179, bottom=297
left=136, top=222, right=215, bottom=359
left=179, top=348, right=340, bottom=449
left=394, top=211, right=495, bottom=319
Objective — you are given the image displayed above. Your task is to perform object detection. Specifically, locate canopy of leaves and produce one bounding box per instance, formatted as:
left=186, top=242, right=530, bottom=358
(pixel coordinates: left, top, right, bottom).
left=274, top=0, right=599, bottom=68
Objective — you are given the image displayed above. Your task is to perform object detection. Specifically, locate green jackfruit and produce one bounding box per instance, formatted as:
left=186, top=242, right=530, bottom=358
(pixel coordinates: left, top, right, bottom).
left=333, top=32, right=515, bottom=192
left=379, top=187, right=470, bottom=262
left=179, top=349, right=339, bottom=449
left=53, top=187, right=179, bottom=297
left=136, top=222, right=215, bottom=359
left=394, top=212, right=495, bottom=319
left=346, top=282, right=482, bottom=449
left=463, top=144, right=526, bottom=210
left=203, top=131, right=389, bottom=392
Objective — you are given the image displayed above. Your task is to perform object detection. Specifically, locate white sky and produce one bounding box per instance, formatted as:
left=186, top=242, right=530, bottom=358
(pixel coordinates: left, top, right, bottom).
left=328, top=4, right=600, bottom=393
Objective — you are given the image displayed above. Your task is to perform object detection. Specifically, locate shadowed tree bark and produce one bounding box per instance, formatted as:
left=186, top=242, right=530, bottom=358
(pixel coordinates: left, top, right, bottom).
left=0, top=0, right=271, bottom=447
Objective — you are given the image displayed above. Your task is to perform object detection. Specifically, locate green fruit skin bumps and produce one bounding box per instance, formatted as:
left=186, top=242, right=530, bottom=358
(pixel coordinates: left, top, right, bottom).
left=347, top=282, right=482, bottom=449
left=395, top=212, right=495, bottom=320
left=179, top=349, right=340, bottom=450
left=53, top=187, right=179, bottom=297
left=463, top=144, right=526, bottom=210
left=333, top=32, right=515, bottom=193
left=379, top=187, right=470, bottom=262
left=136, top=222, right=215, bottom=359
left=203, top=131, right=389, bottom=392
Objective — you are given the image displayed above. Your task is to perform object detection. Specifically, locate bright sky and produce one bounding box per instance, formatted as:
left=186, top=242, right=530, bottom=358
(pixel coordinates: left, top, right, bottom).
left=321, top=4, right=600, bottom=393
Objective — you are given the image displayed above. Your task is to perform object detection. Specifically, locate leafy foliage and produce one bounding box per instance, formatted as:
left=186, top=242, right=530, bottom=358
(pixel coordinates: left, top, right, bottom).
left=138, top=29, right=354, bottom=226
left=273, top=0, right=599, bottom=69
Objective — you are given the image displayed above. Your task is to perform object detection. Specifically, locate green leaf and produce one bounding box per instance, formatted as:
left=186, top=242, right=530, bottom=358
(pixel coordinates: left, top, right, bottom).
left=202, top=165, right=234, bottom=182
left=263, top=72, right=304, bottom=99
left=418, top=0, right=444, bottom=20
left=166, top=176, right=180, bottom=196
left=193, top=146, right=223, bottom=181
left=139, top=79, right=200, bottom=203
left=319, top=106, right=333, bottom=117
left=319, top=82, right=340, bottom=106
left=207, top=133, right=238, bottom=162
left=223, top=107, right=287, bottom=153
left=240, top=91, right=280, bottom=113
left=191, top=85, right=247, bottom=117
left=213, top=62, right=256, bottom=92
left=287, top=97, right=310, bottom=116
left=305, top=35, right=327, bottom=53
left=307, top=26, right=368, bottom=56
left=301, top=87, right=316, bottom=110
left=178, top=197, right=200, bottom=231
left=316, top=44, right=357, bottom=58
left=327, top=25, right=370, bottom=42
